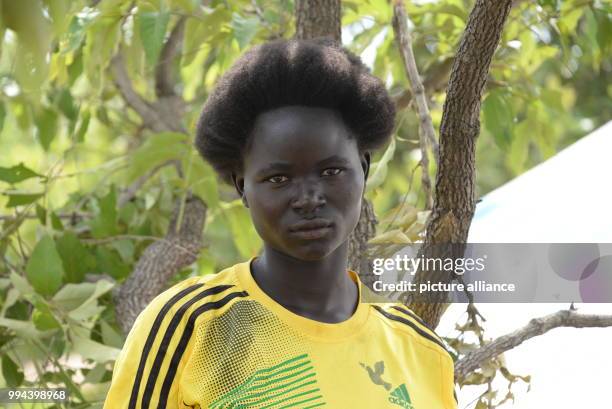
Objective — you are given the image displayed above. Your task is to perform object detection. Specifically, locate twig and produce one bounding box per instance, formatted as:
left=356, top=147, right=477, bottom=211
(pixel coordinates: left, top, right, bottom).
left=110, top=52, right=167, bottom=133
left=155, top=17, right=186, bottom=98
left=392, top=0, right=437, bottom=209
left=117, top=160, right=174, bottom=207
left=81, top=234, right=202, bottom=258
left=0, top=212, right=91, bottom=221
left=455, top=309, right=612, bottom=382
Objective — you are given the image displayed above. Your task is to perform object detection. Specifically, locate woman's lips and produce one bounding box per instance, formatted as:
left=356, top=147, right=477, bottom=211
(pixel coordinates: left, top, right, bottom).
left=288, top=219, right=333, bottom=240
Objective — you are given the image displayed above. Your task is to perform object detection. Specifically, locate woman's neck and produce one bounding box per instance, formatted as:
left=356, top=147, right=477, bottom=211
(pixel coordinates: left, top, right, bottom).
left=250, top=242, right=359, bottom=323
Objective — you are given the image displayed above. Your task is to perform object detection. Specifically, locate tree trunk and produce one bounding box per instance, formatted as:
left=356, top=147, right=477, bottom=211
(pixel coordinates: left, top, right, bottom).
left=405, top=0, right=514, bottom=328
left=114, top=196, right=206, bottom=334
left=295, top=0, right=341, bottom=41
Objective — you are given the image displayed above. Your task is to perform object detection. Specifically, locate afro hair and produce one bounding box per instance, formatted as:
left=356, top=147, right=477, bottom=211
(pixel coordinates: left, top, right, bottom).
left=195, top=38, right=396, bottom=182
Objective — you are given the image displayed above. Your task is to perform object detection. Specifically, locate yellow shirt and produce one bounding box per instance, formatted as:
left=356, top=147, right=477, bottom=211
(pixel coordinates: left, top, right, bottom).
left=104, top=260, right=457, bottom=409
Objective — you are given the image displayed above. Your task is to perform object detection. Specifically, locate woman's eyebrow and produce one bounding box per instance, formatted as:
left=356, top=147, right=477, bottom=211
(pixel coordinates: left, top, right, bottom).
left=317, top=155, right=350, bottom=166
left=255, top=162, right=292, bottom=176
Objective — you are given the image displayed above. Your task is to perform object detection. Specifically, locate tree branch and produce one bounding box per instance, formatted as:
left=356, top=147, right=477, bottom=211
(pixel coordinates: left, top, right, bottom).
left=405, top=0, right=514, bottom=329
left=117, top=160, right=176, bottom=207
left=455, top=309, right=612, bottom=382
left=392, top=0, right=437, bottom=209
left=155, top=17, right=186, bottom=98
left=114, top=196, right=207, bottom=334
left=111, top=52, right=168, bottom=133
left=295, top=0, right=341, bottom=41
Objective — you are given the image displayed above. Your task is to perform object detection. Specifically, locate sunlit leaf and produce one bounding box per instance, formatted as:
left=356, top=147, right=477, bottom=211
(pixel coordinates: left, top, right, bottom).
left=1, top=355, right=24, bottom=387
left=4, top=191, right=44, bottom=207
left=25, top=235, right=64, bottom=297
left=56, top=232, right=93, bottom=283
left=231, top=13, right=259, bottom=50
left=34, top=107, right=59, bottom=151
left=71, top=334, right=121, bottom=363
left=0, top=163, right=43, bottom=185
left=366, top=137, right=396, bottom=193
left=137, top=11, right=170, bottom=66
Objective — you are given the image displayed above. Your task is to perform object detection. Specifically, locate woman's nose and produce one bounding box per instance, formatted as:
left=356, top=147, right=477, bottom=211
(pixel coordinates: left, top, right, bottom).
left=291, top=179, right=326, bottom=214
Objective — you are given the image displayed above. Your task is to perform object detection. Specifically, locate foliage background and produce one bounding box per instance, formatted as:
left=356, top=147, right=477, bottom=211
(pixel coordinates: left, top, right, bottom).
left=0, top=0, right=610, bottom=407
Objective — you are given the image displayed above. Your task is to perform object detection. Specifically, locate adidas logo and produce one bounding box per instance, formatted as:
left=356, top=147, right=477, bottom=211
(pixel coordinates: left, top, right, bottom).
left=388, top=383, right=414, bottom=409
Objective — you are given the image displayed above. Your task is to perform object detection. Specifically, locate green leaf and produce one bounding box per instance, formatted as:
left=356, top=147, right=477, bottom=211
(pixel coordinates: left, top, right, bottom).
left=483, top=89, right=514, bottom=149
left=0, top=288, right=20, bottom=317
left=64, top=15, right=88, bottom=53
left=52, top=280, right=113, bottom=312
left=75, top=110, right=90, bottom=142
left=2, top=355, right=24, bottom=387
left=25, top=235, right=64, bottom=297
left=182, top=7, right=231, bottom=66
left=137, top=11, right=170, bottom=66
left=0, top=102, right=6, bottom=131
left=222, top=201, right=262, bottom=259
left=34, top=107, right=59, bottom=151
left=366, top=137, right=396, bottom=193
left=188, top=153, right=219, bottom=209
left=0, top=317, right=46, bottom=339
left=127, top=132, right=190, bottom=182
left=0, top=163, right=43, bottom=185
left=94, top=247, right=130, bottom=280
left=32, top=303, right=61, bottom=331
left=507, top=119, right=531, bottom=175
left=100, top=320, right=124, bottom=348
left=90, top=186, right=118, bottom=238
left=55, top=232, right=91, bottom=283
left=9, top=271, right=35, bottom=298
left=56, top=88, right=78, bottom=121
left=231, top=13, right=259, bottom=49
left=4, top=192, right=44, bottom=207
left=72, top=334, right=121, bottom=363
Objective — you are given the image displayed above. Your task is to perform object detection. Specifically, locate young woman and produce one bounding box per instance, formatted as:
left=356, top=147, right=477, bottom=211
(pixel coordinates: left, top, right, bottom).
left=104, top=38, right=456, bottom=409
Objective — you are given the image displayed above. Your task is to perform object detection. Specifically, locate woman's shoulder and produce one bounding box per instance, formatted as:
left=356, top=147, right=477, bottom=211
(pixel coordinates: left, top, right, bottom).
left=369, top=302, right=452, bottom=359
left=133, top=261, right=248, bottom=330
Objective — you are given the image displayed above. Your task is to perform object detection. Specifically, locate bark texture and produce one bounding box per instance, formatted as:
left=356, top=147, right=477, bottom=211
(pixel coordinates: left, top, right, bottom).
left=405, top=0, right=514, bottom=328
left=295, top=0, right=341, bottom=41
left=114, top=196, right=206, bottom=334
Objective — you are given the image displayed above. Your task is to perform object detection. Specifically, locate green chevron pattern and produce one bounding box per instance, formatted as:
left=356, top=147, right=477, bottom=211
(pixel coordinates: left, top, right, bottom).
left=209, top=354, right=325, bottom=409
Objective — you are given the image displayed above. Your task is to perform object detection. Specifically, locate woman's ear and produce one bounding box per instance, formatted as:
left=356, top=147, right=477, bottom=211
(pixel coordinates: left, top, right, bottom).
left=361, top=152, right=371, bottom=181
left=231, top=172, right=249, bottom=208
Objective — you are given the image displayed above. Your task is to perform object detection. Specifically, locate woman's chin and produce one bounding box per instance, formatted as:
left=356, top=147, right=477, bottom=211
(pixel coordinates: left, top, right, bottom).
left=284, top=240, right=343, bottom=262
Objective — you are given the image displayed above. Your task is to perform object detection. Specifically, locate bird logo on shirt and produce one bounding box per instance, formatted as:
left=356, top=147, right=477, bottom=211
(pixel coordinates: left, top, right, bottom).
left=359, top=360, right=392, bottom=391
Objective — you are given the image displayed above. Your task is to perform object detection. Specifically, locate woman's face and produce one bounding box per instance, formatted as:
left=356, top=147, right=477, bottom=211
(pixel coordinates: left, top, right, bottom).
left=234, top=106, right=369, bottom=261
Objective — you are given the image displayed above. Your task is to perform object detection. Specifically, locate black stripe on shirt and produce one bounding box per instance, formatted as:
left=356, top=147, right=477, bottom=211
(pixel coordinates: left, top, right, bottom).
left=390, top=305, right=444, bottom=344
left=373, top=305, right=452, bottom=359
left=157, top=291, right=249, bottom=409
left=139, top=284, right=235, bottom=409
left=128, top=283, right=204, bottom=409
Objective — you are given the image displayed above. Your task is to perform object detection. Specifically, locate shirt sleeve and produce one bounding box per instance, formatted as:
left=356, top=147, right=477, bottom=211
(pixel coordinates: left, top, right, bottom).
left=103, top=277, right=203, bottom=409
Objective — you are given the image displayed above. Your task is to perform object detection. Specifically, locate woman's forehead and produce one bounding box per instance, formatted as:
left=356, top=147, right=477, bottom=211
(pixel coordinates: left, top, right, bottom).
left=244, top=106, right=360, bottom=170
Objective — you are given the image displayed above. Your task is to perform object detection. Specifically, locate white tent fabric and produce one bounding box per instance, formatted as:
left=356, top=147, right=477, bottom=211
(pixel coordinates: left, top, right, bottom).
left=468, top=120, right=612, bottom=243
left=439, top=121, right=612, bottom=408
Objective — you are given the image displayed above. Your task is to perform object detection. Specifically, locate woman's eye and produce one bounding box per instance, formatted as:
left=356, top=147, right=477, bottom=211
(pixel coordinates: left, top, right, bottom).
left=322, top=168, right=343, bottom=176
left=267, top=175, right=288, bottom=183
